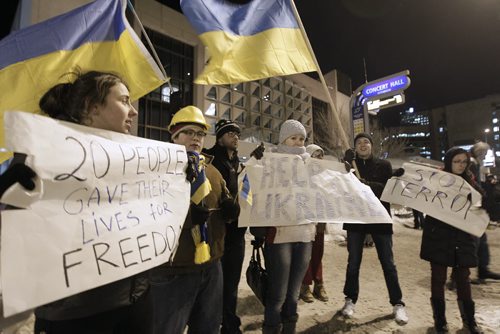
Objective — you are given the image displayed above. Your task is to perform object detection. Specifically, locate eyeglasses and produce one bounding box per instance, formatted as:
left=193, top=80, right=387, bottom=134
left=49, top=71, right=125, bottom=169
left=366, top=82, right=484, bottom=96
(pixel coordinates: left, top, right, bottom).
left=452, top=160, right=468, bottom=164
left=226, top=131, right=240, bottom=138
left=180, top=129, right=207, bottom=138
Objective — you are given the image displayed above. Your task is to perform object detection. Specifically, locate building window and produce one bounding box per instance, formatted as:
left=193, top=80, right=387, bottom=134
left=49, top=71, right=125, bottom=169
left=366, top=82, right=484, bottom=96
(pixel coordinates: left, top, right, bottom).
left=138, top=28, right=194, bottom=142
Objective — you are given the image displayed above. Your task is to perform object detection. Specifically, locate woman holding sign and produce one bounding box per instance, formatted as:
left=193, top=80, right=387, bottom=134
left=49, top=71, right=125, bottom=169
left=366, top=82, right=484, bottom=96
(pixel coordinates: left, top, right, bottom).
left=33, top=71, right=144, bottom=334
left=251, top=120, right=315, bottom=334
left=420, top=147, right=483, bottom=334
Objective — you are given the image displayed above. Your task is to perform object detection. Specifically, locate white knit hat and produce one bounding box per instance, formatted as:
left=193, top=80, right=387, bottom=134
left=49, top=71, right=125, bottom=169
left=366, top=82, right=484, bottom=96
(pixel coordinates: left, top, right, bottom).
left=279, top=119, right=306, bottom=144
left=306, top=144, right=323, bottom=156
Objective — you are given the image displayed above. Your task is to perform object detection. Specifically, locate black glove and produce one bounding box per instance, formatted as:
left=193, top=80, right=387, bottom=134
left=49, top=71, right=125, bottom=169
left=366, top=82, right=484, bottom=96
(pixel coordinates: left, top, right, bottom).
left=250, top=142, right=265, bottom=160
left=190, top=203, right=211, bottom=225
left=220, top=197, right=240, bottom=220
left=251, top=236, right=265, bottom=248
left=185, top=155, right=198, bottom=183
left=0, top=163, right=37, bottom=198
left=392, top=168, right=405, bottom=177
left=344, top=161, right=351, bottom=173
left=343, top=148, right=356, bottom=163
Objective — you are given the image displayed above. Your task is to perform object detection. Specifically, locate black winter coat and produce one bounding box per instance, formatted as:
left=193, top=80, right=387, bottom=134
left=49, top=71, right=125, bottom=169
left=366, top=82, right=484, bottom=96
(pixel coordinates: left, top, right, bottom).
left=420, top=215, right=479, bottom=268
left=343, top=156, right=393, bottom=234
left=203, top=144, right=241, bottom=198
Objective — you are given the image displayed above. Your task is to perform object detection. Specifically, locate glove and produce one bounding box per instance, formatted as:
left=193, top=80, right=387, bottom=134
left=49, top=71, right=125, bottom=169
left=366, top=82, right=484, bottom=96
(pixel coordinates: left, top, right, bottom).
left=343, top=148, right=356, bottom=163
left=220, top=197, right=240, bottom=220
left=344, top=161, right=352, bottom=173
left=185, top=154, right=198, bottom=183
left=0, top=163, right=37, bottom=198
left=251, top=236, right=265, bottom=248
left=392, top=168, right=405, bottom=177
left=250, top=142, right=265, bottom=160
left=190, top=203, right=211, bottom=225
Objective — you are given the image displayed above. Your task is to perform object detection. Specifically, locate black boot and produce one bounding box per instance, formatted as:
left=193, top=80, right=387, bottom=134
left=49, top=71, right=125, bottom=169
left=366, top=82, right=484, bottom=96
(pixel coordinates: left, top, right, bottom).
left=478, top=268, right=500, bottom=280
left=430, top=298, right=448, bottom=333
left=457, top=300, right=483, bottom=334
left=281, top=314, right=298, bottom=334
left=262, top=324, right=282, bottom=334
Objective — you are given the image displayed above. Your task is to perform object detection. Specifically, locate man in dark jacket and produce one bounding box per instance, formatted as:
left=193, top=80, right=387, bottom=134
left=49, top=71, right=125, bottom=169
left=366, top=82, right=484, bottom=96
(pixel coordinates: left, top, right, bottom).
left=203, top=119, right=245, bottom=334
left=144, top=106, right=239, bottom=334
left=341, top=133, right=408, bottom=325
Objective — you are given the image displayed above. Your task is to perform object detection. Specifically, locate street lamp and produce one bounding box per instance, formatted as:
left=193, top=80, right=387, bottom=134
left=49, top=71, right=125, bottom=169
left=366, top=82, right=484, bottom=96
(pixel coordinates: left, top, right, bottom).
left=484, top=128, right=490, bottom=143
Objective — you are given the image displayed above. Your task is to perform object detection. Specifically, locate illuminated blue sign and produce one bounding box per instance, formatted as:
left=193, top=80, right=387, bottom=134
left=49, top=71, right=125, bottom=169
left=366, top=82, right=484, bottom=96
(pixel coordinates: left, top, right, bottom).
left=362, top=75, right=410, bottom=98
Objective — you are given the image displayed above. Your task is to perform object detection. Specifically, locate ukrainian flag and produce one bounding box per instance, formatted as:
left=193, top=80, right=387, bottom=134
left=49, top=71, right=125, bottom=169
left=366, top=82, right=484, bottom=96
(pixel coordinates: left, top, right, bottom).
left=180, top=0, right=317, bottom=85
left=240, top=173, right=253, bottom=206
left=0, top=0, right=166, bottom=162
left=188, top=152, right=212, bottom=205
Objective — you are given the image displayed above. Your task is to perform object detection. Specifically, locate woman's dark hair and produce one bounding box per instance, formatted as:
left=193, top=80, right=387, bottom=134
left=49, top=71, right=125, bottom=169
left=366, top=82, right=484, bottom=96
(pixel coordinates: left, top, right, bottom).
left=39, top=70, right=129, bottom=124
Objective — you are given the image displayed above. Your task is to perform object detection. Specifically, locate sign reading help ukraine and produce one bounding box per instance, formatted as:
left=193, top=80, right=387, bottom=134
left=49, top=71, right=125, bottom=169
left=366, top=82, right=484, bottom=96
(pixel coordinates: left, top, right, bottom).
left=0, top=112, right=190, bottom=317
left=238, top=152, right=392, bottom=227
left=381, top=162, right=489, bottom=237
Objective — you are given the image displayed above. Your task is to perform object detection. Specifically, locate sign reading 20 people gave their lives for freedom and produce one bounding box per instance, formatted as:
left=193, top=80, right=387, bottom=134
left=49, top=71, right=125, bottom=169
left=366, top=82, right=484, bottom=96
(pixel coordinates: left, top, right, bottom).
left=238, top=152, right=393, bottom=227
left=381, top=162, right=490, bottom=237
left=0, top=111, right=190, bottom=317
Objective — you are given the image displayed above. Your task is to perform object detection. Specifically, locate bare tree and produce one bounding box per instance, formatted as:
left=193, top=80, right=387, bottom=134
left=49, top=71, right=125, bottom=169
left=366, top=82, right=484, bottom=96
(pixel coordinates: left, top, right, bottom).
left=370, top=122, right=408, bottom=159
left=313, top=106, right=350, bottom=159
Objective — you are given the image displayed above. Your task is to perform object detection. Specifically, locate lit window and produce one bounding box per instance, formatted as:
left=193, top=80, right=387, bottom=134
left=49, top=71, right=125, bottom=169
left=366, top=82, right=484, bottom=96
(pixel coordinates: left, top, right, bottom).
left=439, top=127, right=444, bottom=133
left=493, top=118, right=498, bottom=124
left=205, top=103, right=216, bottom=116
left=494, top=126, right=499, bottom=132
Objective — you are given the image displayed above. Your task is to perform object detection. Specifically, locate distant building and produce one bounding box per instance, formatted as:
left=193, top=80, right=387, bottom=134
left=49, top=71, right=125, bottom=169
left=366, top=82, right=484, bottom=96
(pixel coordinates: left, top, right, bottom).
left=429, top=94, right=500, bottom=165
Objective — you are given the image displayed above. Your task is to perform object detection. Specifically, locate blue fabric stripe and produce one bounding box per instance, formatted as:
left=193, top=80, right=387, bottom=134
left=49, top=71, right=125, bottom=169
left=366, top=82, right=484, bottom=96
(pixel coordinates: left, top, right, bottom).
left=180, top=0, right=298, bottom=36
left=0, top=0, right=125, bottom=70
left=241, top=174, right=251, bottom=200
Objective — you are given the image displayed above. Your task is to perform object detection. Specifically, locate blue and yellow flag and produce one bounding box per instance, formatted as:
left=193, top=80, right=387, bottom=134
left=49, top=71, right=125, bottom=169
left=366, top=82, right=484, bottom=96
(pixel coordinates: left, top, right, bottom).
left=0, top=0, right=166, bottom=162
left=240, top=173, right=253, bottom=206
left=180, top=0, right=317, bottom=85
left=188, top=152, right=212, bottom=205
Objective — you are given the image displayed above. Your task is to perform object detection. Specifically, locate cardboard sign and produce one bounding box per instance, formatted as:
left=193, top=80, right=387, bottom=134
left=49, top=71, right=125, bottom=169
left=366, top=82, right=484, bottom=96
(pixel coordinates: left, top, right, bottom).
left=1, top=112, right=190, bottom=316
left=381, top=162, right=489, bottom=237
left=238, top=153, right=392, bottom=227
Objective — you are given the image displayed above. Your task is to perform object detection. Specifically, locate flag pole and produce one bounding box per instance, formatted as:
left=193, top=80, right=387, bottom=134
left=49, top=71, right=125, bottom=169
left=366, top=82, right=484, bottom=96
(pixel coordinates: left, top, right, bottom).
left=126, top=0, right=170, bottom=83
left=289, top=0, right=350, bottom=151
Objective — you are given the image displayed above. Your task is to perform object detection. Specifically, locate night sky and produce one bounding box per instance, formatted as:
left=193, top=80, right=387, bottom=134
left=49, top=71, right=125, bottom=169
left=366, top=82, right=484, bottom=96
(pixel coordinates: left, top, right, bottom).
left=3, top=0, right=500, bottom=112
left=296, top=0, right=500, bottom=111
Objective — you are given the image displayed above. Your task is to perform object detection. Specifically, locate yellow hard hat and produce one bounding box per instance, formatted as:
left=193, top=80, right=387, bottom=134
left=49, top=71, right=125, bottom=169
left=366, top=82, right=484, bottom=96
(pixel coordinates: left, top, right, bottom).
left=168, top=106, right=210, bottom=132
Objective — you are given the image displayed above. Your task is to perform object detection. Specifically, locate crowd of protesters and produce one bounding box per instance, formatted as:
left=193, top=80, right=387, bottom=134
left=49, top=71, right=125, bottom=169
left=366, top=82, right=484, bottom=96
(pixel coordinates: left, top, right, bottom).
left=2, top=71, right=499, bottom=334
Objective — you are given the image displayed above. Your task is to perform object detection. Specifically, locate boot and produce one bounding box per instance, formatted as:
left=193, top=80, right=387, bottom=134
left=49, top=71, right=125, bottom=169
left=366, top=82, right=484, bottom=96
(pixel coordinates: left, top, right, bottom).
left=313, top=283, right=329, bottom=302
left=457, top=300, right=483, bottom=334
left=299, top=284, right=314, bottom=303
left=281, top=314, right=298, bottom=334
left=430, top=298, right=448, bottom=333
left=262, top=324, right=282, bottom=334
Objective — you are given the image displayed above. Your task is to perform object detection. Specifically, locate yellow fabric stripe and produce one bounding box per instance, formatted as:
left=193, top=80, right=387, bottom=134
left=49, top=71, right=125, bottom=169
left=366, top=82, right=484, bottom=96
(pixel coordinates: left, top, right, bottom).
left=0, top=31, right=165, bottom=162
left=196, top=27, right=317, bottom=85
left=191, top=179, right=212, bottom=205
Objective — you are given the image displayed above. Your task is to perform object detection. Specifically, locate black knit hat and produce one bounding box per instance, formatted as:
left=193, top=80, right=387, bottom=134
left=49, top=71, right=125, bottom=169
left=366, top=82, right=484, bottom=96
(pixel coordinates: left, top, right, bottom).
left=215, top=119, right=241, bottom=139
left=354, top=132, right=373, bottom=145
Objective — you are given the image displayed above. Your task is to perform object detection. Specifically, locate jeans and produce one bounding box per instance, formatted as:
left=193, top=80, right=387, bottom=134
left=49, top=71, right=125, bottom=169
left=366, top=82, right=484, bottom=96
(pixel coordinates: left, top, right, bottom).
left=264, top=242, right=312, bottom=327
left=343, top=231, right=404, bottom=306
left=147, top=260, right=223, bottom=334
left=221, top=223, right=247, bottom=334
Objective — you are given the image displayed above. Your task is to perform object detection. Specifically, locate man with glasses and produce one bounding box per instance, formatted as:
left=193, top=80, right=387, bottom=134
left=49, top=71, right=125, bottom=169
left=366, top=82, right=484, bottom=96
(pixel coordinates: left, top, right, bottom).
left=203, top=119, right=245, bottom=334
left=144, top=106, right=239, bottom=334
